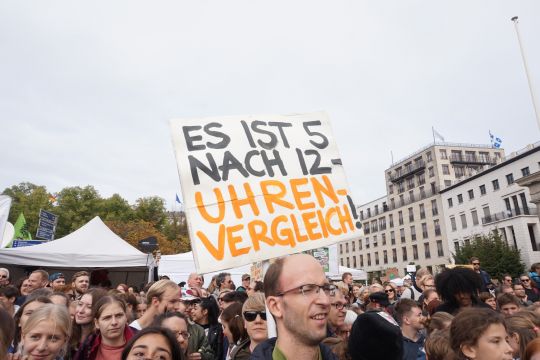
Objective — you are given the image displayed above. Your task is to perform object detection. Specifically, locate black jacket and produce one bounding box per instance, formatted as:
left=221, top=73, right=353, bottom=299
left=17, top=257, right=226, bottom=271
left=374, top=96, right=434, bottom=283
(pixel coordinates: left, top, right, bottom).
left=250, top=337, right=337, bottom=360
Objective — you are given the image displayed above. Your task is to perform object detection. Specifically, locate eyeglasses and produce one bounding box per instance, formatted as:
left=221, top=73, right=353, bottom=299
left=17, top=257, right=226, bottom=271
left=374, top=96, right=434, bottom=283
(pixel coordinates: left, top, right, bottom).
left=331, top=302, right=347, bottom=310
left=521, top=279, right=531, bottom=282
left=243, top=311, right=267, bottom=321
left=505, top=278, right=513, bottom=282
left=0, top=275, right=7, bottom=279
left=385, top=289, right=395, bottom=293
left=472, top=262, right=480, bottom=266
left=277, top=283, right=337, bottom=298
left=173, top=331, right=190, bottom=339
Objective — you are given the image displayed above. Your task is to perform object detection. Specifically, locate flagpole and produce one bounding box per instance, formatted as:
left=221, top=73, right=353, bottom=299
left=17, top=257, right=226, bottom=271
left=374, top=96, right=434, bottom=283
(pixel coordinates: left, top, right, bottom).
left=432, top=127, right=436, bottom=144
left=511, top=16, right=540, bottom=132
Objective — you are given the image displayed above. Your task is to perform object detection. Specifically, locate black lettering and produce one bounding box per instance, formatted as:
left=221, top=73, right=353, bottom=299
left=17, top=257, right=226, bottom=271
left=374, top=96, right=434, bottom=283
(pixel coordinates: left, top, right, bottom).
left=245, top=150, right=265, bottom=177
left=241, top=121, right=256, bottom=148
left=261, top=150, right=287, bottom=177
left=188, top=153, right=221, bottom=185
left=268, top=122, right=292, bottom=148
left=303, top=121, right=329, bottom=149
left=296, top=148, right=309, bottom=175
left=204, top=122, right=230, bottom=149
left=219, top=151, right=250, bottom=181
left=183, top=126, right=205, bottom=151
left=305, top=149, right=332, bottom=175
left=252, top=121, right=277, bottom=149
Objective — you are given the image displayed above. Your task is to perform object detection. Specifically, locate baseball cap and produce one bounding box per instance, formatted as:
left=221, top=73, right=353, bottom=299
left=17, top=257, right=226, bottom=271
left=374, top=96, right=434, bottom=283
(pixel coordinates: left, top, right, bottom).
left=49, top=273, right=65, bottom=282
left=242, top=274, right=251, bottom=281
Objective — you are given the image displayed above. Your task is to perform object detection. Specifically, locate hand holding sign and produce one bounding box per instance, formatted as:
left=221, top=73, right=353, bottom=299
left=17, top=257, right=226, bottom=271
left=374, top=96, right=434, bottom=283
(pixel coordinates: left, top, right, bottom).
left=170, top=111, right=362, bottom=273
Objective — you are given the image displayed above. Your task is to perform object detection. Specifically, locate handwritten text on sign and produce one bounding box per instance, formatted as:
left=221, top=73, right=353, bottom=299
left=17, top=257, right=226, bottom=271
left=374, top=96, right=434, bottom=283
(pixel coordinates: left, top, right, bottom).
left=170, top=112, right=362, bottom=273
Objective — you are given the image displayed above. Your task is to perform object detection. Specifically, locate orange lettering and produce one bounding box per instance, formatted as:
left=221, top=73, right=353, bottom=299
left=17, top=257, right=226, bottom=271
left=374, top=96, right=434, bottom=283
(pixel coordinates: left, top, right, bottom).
left=311, top=175, right=339, bottom=207
left=248, top=220, right=275, bottom=251
left=316, top=210, right=329, bottom=238
left=260, top=180, right=294, bottom=213
left=228, top=183, right=260, bottom=219
left=290, top=178, right=315, bottom=210
left=196, top=225, right=225, bottom=260
left=337, top=204, right=354, bottom=233
left=325, top=207, right=342, bottom=235
left=290, top=213, right=309, bottom=242
left=302, top=211, right=321, bottom=240
left=271, top=215, right=296, bottom=247
left=195, top=189, right=225, bottom=223
left=227, top=224, right=250, bottom=257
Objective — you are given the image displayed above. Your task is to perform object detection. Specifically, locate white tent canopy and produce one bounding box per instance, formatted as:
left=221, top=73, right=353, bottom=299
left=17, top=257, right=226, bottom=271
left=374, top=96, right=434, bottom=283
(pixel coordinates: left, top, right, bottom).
left=0, top=217, right=152, bottom=286
left=328, top=266, right=367, bottom=281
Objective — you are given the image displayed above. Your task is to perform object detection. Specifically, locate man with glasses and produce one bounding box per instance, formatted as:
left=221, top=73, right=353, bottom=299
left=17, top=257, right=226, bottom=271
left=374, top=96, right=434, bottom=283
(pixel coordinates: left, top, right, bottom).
left=327, top=289, right=348, bottom=337
left=519, top=275, right=539, bottom=302
left=470, top=257, right=492, bottom=292
left=0, top=268, right=10, bottom=287
left=252, top=253, right=338, bottom=360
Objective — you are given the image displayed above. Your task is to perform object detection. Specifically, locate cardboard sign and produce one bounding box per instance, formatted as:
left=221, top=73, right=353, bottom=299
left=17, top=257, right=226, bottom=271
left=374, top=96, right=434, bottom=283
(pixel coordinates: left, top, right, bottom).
left=170, top=111, right=363, bottom=273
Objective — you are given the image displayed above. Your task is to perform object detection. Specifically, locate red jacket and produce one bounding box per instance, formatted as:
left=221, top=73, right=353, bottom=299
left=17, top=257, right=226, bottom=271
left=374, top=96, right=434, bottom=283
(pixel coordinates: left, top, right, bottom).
left=74, top=326, right=135, bottom=360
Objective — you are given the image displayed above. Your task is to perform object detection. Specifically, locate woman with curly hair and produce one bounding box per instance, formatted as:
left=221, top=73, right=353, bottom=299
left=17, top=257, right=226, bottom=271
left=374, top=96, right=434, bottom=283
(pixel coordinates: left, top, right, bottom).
left=434, top=267, right=490, bottom=315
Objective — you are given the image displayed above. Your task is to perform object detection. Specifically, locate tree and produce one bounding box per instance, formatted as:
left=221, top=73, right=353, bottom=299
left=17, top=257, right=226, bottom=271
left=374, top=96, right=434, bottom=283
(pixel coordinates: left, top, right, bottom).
left=99, top=194, right=135, bottom=222
left=54, top=185, right=102, bottom=237
left=134, top=197, right=167, bottom=231
left=2, top=182, right=53, bottom=237
left=453, top=231, right=525, bottom=280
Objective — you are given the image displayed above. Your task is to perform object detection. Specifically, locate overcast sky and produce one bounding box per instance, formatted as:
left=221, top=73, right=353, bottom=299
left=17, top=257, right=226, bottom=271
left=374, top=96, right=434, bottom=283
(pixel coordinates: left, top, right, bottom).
left=1, top=1, right=539, bottom=209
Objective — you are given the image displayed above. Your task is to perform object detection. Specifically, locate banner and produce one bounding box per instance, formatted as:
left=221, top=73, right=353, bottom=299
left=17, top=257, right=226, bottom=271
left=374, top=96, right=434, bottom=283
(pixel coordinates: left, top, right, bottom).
left=170, top=111, right=363, bottom=273
left=0, top=196, right=12, bottom=247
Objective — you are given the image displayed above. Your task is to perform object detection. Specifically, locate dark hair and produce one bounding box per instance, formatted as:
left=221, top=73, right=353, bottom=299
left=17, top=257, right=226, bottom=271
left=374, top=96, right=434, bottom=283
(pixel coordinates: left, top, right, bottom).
left=252, top=281, right=264, bottom=293
left=0, top=285, right=19, bottom=299
left=469, top=256, right=479, bottom=264
left=121, top=326, right=183, bottom=360
left=70, top=288, right=108, bottom=351
left=200, top=296, right=220, bottom=326
left=505, top=314, right=537, bottom=359
left=497, top=293, right=521, bottom=308
left=71, top=271, right=90, bottom=282
left=264, top=257, right=286, bottom=297
left=13, top=296, right=52, bottom=350
left=152, top=311, right=188, bottom=327
left=425, top=329, right=451, bottom=360
left=216, top=272, right=231, bottom=289
left=479, top=292, right=495, bottom=303
left=220, top=302, right=247, bottom=343
left=341, top=272, right=352, bottom=281
left=435, top=267, right=482, bottom=308
left=49, top=292, right=70, bottom=306
left=93, top=295, right=127, bottom=320
left=0, top=307, right=15, bottom=357
left=394, top=298, right=420, bottom=324
left=450, top=308, right=505, bottom=360
left=221, top=291, right=248, bottom=304
left=425, top=312, right=454, bottom=336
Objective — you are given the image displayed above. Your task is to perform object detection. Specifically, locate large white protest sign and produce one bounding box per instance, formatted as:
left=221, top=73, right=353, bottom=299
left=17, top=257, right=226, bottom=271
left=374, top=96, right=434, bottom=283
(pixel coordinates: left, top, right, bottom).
left=170, top=111, right=363, bottom=273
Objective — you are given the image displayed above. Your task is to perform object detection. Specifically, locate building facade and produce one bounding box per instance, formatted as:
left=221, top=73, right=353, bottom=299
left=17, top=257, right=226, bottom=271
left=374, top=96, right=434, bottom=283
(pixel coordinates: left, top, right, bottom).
left=441, top=143, right=540, bottom=268
left=338, top=142, right=504, bottom=278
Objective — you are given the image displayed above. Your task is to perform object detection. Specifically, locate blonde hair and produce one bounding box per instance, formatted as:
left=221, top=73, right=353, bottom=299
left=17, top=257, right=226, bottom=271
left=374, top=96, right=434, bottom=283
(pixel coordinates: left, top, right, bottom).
left=22, top=304, right=71, bottom=344
left=505, top=314, right=539, bottom=359
left=146, top=280, right=179, bottom=304
left=242, top=292, right=265, bottom=313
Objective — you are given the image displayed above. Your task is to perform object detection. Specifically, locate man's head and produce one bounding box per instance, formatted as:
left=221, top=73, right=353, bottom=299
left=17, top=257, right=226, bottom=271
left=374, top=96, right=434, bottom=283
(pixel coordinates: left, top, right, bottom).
left=187, top=273, right=203, bottom=289
left=367, top=291, right=390, bottom=311
left=395, top=298, right=424, bottom=332
left=241, top=274, right=251, bottom=289
left=0, top=285, right=18, bottom=310
left=216, top=272, right=232, bottom=291
left=49, top=273, right=65, bottom=291
left=502, top=274, right=513, bottom=286
left=28, top=270, right=49, bottom=292
left=501, top=284, right=515, bottom=295
left=221, top=290, right=249, bottom=309
left=470, top=257, right=481, bottom=271
left=342, top=272, right=353, bottom=286
left=497, top=293, right=521, bottom=316
left=146, top=280, right=181, bottom=315
left=265, top=254, right=335, bottom=347
left=520, top=274, right=533, bottom=289
left=327, top=288, right=347, bottom=332
left=512, top=283, right=527, bottom=299
left=0, top=268, right=9, bottom=286
left=71, top=271, right=90, bottom=295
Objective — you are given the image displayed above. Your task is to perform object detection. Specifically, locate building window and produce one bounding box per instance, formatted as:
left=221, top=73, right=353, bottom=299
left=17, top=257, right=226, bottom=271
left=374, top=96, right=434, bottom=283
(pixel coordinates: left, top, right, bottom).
left=434, top=219, right=441, bottom=236
left=382, top=233, right=387, bottom=246
left=522, top=167, right=530, bottom=177
left=400, top=228, right=406, bottom=243
left=409, top=190, right=415, bottom=202
left=444, top=180, right=452, bottom=187
left=375, top=252, right=380, bottom=265
left=419, top=203, right=426, bottom=219
left=413, top=245, right=419, bottom=260
left=371, top=220, right=378, bottom=233
left=392, top=249, right=397, bottom=262
left=353, top=256, right=357, bottom=268
left=468, top=189, right=474, bottom=200
left=340, top=244, right=343, bottom=254
left=389, top=214, right=394, bottom=227
left=492, top=179, right=500, bottom=191
left=400, top=195, right=405, bottom=206
left=359, top=239, right=362, bottom=250
left=346, top=257, right=350, bottom=267
left=422, top=223, right=428, bottom=238
left=417, top=172, right=425, bottom=185
left=450, top=217, right=457, bottom=231
left=398, top=211, right=404, bottom=225
left=483, top=206, right=491, bottom=220
left=457, top=194, right=463, bottom=204
left=437, top=240, right=444, bottom=257
left=402, top=247, right=408, bottom=261
left=407, top=177, right=415, bottom=190
left=440, top=149, right=447, bottom=159
left=426, top=151, right=433, bottom=162
left=408, top=207, right=414, bottom=222
left=431, top=199, right=438, bottom=216
left=420, top=186, right=426, bottom=199
left=346, top=243, right=349, bottom=252
left=460, top=214, right=467, bottom=229
left=398, top=182, right=404, bottom=193
left=429, top=167, right=434, bottom=177
left=471, top=210, right=479, bottom=226
left=383, top=250, right=388, bottom=264
left=367, top=254, right=371, bottom=266
left=448, top=198, right=453, bottom=208
left=373, top=235, right=378, bottom=248
left=360, top=255, right=364, bottom=267
left=352, top=241, right=355, bottom=252
left=442, top=164, right=450, bottom=175
left=366, top=237, right=370, bottom=249
left=391, top=231, right=396, bottom=245
left=431, top=182, right=437, bottom=194
left=424, top=243, right=431, bottom=259
left=411, top=226, right=417, bottom=241
left=341, top=258, right=344, bottom=266
left=363, top=222, right=370, bottom=234
left=480, top=184, right=486, bottom=195
left=455, top=166, right=465, bottom=178
left=379, top=217, right=386, bottom=231
left=506, top=173, right=514, bottom=185
left=374, top=205, right=379, bottom=215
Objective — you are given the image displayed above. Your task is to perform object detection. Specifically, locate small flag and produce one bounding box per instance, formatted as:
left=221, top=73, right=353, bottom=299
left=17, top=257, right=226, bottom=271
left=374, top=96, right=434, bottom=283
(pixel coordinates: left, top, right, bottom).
left=432, top=127, right=445, bottom=142
left=489, top=131, right=502, bottom=148
left=13, top=212, right=32, bottom=240
left=175, top=194, right=182, bottom=204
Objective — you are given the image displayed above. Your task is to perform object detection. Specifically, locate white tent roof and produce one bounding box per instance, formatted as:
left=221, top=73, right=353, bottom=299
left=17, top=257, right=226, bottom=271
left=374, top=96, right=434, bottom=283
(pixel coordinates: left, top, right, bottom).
left=336, top=265, right=367, bottom=280
left=0, top=216, right=151, bottom=269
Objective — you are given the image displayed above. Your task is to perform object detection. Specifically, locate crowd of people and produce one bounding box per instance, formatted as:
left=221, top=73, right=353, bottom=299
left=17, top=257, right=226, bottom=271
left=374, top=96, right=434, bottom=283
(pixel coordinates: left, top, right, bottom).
left=3, top=257, right=540, bottom=360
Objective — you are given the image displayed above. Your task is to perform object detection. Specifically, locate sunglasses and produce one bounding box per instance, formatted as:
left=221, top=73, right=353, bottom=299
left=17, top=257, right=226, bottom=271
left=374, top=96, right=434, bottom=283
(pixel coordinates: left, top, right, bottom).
left=0, top=275, right=7, bottom=279
left=243, top=311, right=267, bottom=322
left=521, top=279, right=531, bottom=282
left=385, top=289, right=395, bottom=293
left=472, top=263, right=480, bottom=265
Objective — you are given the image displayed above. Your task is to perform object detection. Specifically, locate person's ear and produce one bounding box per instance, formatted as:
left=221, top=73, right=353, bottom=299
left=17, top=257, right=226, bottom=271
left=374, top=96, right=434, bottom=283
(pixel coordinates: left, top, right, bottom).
left=461, top=344, right=477, bottom=359
left=266, top=296, right=283, bottom=319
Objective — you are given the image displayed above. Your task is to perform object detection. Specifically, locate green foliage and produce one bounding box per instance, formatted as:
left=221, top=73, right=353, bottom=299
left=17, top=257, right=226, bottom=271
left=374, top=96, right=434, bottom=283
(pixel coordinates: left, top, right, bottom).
left=453, top=231, right=525, bottom=279
left=55, top=186, right=102, bottom=237
left=134, top=197, right=167, bottom=230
